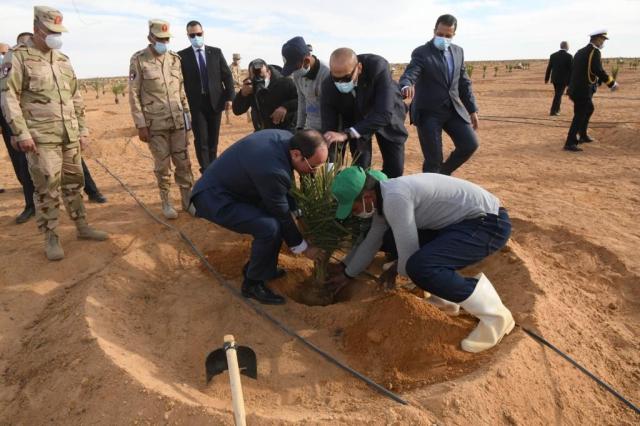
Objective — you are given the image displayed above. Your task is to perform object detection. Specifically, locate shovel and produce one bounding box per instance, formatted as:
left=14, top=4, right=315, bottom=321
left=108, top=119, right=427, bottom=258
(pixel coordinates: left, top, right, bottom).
left=205, top=335, right=257, bottom=426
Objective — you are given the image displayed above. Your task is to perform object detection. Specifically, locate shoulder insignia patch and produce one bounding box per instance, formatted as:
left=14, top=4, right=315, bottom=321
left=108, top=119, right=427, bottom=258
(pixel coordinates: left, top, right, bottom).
left=129, top=70, right=137, bottom=81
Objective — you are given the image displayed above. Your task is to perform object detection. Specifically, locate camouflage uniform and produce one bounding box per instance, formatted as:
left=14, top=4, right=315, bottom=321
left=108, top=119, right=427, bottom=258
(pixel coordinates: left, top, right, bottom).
left=230, top=54, right=252, bottom=123
left=1, top=30, right=86, bottom=233
left=0, top=6, right=107, bottom=260
left=129, top=20, right=194, bottom=207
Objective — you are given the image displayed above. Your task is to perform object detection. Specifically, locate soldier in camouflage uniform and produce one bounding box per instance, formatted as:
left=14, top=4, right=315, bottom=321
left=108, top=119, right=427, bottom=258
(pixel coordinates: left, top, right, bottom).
left=0, top=6, right=108, bottom=261
left=129, top=19, right=195, bottom=219
left=229, top=53, right=251, bottom=124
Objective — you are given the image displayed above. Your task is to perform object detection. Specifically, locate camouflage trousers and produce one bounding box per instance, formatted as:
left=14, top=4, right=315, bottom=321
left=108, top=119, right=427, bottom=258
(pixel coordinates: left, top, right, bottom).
left=26, top=143, right=86, bottom=232
left=147, top=128, right=194, bottom=193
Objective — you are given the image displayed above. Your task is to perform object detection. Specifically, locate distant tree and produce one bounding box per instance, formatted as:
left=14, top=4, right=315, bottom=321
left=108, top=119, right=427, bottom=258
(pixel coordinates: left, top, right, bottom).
left=482, top=64, right=488, bottom=78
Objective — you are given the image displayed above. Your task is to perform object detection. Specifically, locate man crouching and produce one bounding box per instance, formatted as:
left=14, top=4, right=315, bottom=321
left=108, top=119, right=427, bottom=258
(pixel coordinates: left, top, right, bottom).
left=328, top=167, right=514, bottom=353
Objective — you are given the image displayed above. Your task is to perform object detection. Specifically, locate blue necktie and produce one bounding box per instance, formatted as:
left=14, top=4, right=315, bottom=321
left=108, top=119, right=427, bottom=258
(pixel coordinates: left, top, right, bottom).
left=197, top=49, right=209, bottom=93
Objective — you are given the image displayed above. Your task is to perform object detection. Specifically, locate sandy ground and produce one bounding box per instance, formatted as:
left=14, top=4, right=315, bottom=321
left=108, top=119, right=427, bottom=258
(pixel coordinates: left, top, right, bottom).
left=0, top=61, right=639, bottom=425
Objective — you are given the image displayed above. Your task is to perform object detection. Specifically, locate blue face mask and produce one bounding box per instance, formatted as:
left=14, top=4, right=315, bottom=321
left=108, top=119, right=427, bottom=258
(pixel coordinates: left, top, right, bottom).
left=154, top=41, right=168, bottom=55
left=335, top=81, right=355, bottom=94
left=433, top=36, right=452, bottom=51
left=190, top=36, right=204, bottom=48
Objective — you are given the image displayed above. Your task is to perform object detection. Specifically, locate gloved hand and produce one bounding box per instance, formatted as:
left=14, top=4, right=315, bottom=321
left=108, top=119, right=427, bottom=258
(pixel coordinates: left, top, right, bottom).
left=376, top=260, right=398, bottom=290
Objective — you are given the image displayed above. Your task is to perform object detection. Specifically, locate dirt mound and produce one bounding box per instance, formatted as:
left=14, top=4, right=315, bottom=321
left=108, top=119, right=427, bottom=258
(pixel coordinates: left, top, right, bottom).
left=342, top=292, right=486, bottom=391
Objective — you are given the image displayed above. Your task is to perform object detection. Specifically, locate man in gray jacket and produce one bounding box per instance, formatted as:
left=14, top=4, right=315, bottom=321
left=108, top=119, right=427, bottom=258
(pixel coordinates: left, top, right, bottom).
left=281, top=36, right=330, bottom=131
left=328, top=167, right=514, bottom=353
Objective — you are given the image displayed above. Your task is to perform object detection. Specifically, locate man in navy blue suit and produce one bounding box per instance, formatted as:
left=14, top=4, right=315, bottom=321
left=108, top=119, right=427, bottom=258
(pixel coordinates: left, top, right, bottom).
left=190, top=129, right=325, bottom=305
left=399, top=14, right=479, bottom=175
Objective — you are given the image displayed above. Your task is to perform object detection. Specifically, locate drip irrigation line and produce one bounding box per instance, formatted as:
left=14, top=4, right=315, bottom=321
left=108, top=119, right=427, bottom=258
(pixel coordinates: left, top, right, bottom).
left=519, top=326, right=640, bottom=415
left=481, top=117, right=617, bottom=129
left=481, top=115, right=640, bottom=125
left=93, top=158, right=408, bottom=406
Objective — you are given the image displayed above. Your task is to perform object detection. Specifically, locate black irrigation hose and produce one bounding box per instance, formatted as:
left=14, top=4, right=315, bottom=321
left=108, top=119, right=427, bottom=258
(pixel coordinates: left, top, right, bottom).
left=481, top=117, right=621, bottom=129
left=519, top=326, right=640, bottom=415
left=481, top=115, right=640, bottom=125
left=93, top=158, right=409, bottom=406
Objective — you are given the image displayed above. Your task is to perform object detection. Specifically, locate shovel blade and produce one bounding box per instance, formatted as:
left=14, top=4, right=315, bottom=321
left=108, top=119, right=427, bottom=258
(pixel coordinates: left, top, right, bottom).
left=205, top=345, right=257, bottom=383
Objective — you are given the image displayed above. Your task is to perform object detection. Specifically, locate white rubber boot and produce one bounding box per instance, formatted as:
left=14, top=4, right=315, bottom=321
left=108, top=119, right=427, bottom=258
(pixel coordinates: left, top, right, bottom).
left=426, top=294, right=460, bottom=316
left=460, top=273, right=515, bottom=353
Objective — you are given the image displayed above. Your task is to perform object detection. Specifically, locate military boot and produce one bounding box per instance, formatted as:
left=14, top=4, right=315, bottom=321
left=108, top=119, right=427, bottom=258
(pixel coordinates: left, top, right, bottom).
left=75, top=218, right=109, bottom=241
left=160, top=191, right=178, bottom=220
left=180, top=187, right=196, bottom=216
left=45, top=230, right=65, bottom=261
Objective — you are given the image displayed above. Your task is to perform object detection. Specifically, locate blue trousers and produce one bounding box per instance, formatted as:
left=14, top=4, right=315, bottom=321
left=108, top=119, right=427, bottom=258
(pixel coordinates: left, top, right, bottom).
left=416, top=107, right=478, bottom=175
left=192, top=190, right=282, bottom=281
left=398, top=208, right=511, bottom=303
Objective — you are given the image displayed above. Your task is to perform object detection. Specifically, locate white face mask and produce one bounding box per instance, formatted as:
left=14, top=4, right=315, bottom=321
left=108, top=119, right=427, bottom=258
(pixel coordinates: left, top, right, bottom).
left=0, top=54, right=4, bottom=64
left=293, top=64, right=310, bottom=78
left=264, top=78, right=270, bottom=88
left=355, top=196, right=376, bottom=219
left=45, top=34, right=63, bottom=50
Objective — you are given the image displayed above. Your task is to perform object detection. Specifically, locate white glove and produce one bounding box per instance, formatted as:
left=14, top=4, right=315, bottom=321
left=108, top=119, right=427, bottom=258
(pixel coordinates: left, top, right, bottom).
left=610, top=81, right=619, bottom=92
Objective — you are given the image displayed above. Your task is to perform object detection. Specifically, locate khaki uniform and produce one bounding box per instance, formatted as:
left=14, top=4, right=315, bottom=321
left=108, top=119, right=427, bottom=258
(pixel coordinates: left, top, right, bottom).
left=0, top=41, right=87, bottom=232
left=230, top=61, right=251, bottom=123
left=129, top=46, right=193, bottom=193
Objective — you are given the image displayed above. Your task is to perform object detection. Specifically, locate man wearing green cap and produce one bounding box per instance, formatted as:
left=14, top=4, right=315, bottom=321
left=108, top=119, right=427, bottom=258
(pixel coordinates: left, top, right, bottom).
left=129, top=19, right=195, bottom=219
left=329, top=168, right=514, bottom=353
left=0, top=6, right=108, bottom=261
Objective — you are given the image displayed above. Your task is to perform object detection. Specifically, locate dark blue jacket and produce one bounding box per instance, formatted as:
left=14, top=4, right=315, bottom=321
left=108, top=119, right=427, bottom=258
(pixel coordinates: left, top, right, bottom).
left=399, top=40, right=477, bottom=124
left=191, top=129, right=302, bottom=247
left=321, top=53, right=408, bottom=144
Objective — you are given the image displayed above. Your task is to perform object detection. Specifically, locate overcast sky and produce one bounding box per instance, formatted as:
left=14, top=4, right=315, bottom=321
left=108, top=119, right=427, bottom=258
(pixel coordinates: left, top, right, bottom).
left=2, top=0, right=639, bottom=78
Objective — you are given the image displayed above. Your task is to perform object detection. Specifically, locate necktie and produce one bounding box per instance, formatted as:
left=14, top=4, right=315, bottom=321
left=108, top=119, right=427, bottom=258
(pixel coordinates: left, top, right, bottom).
left=197, top=49, right=209, bottom=94
left=443, top=49, right=454, bottom=84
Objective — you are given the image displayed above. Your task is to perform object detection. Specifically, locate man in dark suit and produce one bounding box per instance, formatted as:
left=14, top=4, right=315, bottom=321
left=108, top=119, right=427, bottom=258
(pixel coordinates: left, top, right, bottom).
left=191, top=129, right=325, bottom=305
left=178, top=20, right=234, bottom=173
left=399, top=14, right=479, bottom=175
left=232, top=59, right=298, bottom=133
left=322, top=48, right=407, bottom=178
left=565, top=29, right=618, bottom=152
left=545, top=41, right=572, bottom=116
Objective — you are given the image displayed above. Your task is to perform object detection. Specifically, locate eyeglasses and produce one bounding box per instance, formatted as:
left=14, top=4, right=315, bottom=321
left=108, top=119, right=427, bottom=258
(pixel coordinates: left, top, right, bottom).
left=304, top=157, right=323, bottom=171
left=188, top=32, right=203, bottom=38
left=332, top=64, right=358, bottom=83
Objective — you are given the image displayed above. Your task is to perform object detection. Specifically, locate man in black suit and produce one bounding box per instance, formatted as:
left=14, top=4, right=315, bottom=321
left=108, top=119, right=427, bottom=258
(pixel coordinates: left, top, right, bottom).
left=178, top=20, right=234, bottom=173
left=399, top=14, right=479, bottom=175
left=322, top=48, right=407, bottom=178
left=545, top=41, right=572, bottom=116
left=232, top=59, right=298, bottom=133
left=190, top=129, right=325, bottom=305
left=565, top=29, right=618, bottom=152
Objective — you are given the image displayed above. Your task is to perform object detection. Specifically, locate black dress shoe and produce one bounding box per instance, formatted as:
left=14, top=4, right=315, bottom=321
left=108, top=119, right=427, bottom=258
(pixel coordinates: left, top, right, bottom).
left=88, top=192, right=107, bottom=203
left=241, top=279, right=285, bottom=305
left=16, top=206, right=35, bottom=224
left=578, top=135, right=594, bottom=143
left=550, top=111, right=560, bottom=116
left=563, top=144, right=583, bottom=152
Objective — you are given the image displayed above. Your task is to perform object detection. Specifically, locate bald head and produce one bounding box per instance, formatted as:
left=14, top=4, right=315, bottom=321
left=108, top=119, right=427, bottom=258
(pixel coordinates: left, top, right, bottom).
left=0, top=43, right=9, bottom=55
left=329, top=47, right=361, bottom=82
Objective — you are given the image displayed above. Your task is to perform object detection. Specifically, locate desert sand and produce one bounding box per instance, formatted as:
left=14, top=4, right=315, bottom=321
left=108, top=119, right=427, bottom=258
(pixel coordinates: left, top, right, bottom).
left=0, top=61, right=638, bottom=425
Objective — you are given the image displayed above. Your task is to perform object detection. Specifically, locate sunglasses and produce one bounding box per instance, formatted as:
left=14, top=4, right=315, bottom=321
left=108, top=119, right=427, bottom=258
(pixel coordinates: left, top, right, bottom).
left=188, top=32, right=203, bottom=38
left=304, top=157, right=323, bottom=171
left=332, top=64, right=358, bottom=83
